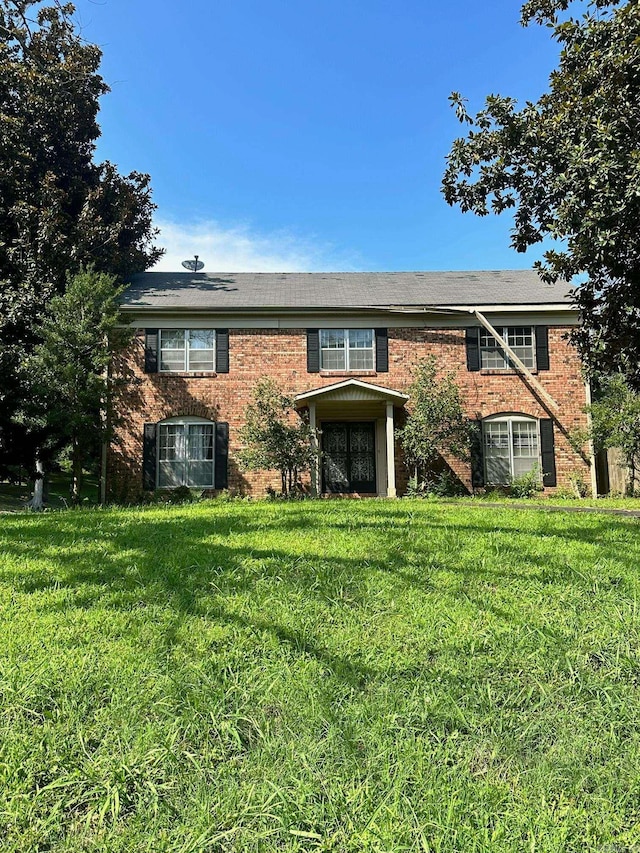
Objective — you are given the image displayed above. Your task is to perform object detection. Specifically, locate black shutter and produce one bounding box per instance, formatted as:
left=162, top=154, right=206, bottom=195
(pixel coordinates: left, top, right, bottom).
left=216, top=329, right=229, bottom=373
left=144, top=329, right=159, bottom=373
left=466, top=327, right=480, bottom=372
left=535, top=326, right=550, bottom=371
left=540, top=419, right=557, bottom=487
left=214, top=422, right=229, bottom=489
left=375, top=328, right=389, bottom=372
left=469, top=420, right=484, bottom=489
left=142, top=423, right=157, bottom=490
left=307, top=329, right=320, bottom=373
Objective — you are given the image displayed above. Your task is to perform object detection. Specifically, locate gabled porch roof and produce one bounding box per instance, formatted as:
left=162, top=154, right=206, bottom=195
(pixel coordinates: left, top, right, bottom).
left=294, top=378, right=409, bottom=407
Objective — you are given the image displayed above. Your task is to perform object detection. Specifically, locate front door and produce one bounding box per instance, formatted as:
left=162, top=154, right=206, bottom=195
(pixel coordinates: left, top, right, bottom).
left=322, top=422, right=376, bottom=493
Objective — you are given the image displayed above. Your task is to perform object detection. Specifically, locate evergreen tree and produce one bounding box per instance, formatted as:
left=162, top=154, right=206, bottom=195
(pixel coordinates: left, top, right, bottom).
left=0, top=1, right=162, bottom=490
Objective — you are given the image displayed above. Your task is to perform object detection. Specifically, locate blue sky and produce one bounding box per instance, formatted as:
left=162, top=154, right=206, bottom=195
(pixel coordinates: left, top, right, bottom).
left=75, top=0, right=560, bottom=272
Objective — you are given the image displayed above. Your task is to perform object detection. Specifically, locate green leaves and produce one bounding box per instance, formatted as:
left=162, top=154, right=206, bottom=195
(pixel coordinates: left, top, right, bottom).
left=443, top=0, right=640, bottom=386
left=398, top=356, right=470, bottom=488
left=238, top=379, right=317, bottom=495
left=0, top=1, right=163, bottom=472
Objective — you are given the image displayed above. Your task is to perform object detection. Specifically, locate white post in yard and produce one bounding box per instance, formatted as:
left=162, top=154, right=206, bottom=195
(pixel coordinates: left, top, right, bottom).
left=386, top=402, right=397, bottom=497
left=309, top=401, right=320, bottom=496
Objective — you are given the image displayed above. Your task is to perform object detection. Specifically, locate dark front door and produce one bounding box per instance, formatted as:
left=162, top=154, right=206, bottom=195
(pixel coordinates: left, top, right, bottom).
left=322, top=422, right=376, bottom=493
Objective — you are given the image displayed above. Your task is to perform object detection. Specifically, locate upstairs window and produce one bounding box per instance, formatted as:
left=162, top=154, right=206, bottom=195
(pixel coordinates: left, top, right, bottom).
left=158, top=418, right=215, bottom=487
left=480, top=326, right=535, bottom=370
left=320, top=329, right=375, bottom=371
left=483, top=415, right=539, bottom=484
left=159, top=329, right=216, bottom=372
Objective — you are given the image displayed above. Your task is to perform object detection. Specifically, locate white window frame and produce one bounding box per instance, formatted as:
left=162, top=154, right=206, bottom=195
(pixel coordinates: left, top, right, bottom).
left=320, top=329, right=375, bottom=372
left=480, top=326, right=536, bottom=371
left=157, top=416, right=215, bottom=488
left=483, top=414, right=541, bottom=485
left=159, top=329, right=216, bottom=373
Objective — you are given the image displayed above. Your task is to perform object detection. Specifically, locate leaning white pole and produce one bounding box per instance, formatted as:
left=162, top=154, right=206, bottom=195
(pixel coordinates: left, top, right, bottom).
left=472, top=310, right=560, bottom=412
left=386, top=402, right=397, bottom=497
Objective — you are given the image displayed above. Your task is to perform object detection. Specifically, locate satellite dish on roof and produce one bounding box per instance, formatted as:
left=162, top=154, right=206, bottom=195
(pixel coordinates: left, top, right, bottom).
left=182, top=254, right=204, bottom=272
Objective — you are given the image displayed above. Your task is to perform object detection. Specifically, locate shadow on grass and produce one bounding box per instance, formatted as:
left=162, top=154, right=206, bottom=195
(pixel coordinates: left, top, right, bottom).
left=1, top=502, right=638, bottom=689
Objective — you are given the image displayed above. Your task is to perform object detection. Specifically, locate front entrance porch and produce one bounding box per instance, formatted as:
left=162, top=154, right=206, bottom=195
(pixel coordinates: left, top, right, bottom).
left=322, top=421, right=376, bottom=493
left=294, top=379, right=409, bottom=497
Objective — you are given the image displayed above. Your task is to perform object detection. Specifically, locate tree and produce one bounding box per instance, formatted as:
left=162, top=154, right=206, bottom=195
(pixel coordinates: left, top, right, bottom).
left=0, top=1, right=162, bottom=490
left=238, top=379, right=317, bottom=496
left=397, top=357, right=470, bottom=491
left=24, top=268, right=131, bottom=506
left=442, top=0, right=640, bottom=386
left=588, top=372, right=640, bottom=494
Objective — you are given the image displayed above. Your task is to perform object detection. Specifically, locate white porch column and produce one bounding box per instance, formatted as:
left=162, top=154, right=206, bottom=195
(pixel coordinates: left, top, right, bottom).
left=385, top=402, right=397, bottom=498
left=309, top=402, right=320, bottom=496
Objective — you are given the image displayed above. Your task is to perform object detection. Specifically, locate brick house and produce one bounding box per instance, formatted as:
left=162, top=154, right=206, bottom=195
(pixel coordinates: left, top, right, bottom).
left=108, top=270, right=593, bottom=500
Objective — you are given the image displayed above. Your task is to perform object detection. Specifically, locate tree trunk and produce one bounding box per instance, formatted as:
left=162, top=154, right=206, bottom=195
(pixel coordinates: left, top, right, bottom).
left=71, top=438, right=83, bottom=505
left=28, top=454, right=45, bottom=511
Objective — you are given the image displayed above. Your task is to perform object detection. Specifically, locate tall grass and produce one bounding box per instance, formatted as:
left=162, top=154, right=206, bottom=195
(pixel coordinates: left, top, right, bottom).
left=1, top=500, right=639, bottom=851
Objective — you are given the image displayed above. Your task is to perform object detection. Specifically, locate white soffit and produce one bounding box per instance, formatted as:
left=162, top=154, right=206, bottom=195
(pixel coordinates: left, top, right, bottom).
left=295, top=379, right=409, bottom=406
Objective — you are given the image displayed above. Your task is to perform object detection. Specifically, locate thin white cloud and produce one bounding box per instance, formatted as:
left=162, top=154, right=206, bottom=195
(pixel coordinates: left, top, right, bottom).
left=152, top=219, right=363, bottom=272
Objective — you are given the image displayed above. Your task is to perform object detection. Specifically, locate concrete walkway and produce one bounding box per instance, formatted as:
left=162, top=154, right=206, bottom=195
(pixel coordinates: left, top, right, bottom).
left=457, top=501, right=640, bottom=519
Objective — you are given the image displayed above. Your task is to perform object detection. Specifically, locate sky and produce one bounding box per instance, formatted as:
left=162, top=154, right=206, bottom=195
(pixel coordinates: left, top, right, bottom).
left=72, top=0, right=562, bottom=273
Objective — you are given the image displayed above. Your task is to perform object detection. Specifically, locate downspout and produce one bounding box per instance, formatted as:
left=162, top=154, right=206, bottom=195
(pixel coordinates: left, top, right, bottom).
left=471, top=309, right=559, bottom=412
left=369, top=302, right=561, bottom=412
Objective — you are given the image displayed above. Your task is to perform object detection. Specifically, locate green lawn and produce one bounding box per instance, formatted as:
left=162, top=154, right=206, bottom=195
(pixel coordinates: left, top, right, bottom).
left=1, top=500, right=640, bottom=852
left=0, top=473, right=99, bottom=513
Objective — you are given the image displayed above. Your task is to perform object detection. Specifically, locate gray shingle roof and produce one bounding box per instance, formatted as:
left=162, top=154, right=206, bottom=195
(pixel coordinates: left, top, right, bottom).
left=121, top=270, right=574, bottom=311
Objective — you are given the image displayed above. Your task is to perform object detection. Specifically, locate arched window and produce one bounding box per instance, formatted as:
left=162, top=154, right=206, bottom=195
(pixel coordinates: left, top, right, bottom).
left=483, top=414, right=539, bottom=484
left=157, top=416, right=215, bottom=488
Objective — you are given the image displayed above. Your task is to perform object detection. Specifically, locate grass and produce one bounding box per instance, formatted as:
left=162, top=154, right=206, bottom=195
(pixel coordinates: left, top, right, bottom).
left=1, top=499, right=640, bottom=851
left=0, top=473, right=99, bottom=512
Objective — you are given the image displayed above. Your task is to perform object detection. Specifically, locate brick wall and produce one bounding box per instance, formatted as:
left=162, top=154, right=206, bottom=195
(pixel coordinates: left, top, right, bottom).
left=108, top=325, right=591, bottom=500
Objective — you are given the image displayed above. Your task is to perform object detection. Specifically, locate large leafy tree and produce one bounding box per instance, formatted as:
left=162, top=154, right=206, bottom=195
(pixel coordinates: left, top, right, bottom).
left=0, top=0, right=162, bottom=478
left=442, top=0, right=640, bottom=385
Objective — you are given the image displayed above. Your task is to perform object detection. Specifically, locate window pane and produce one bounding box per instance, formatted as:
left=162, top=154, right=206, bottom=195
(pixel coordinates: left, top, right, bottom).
left=320, top=330, right=345, bottom=349
left=506, top=327, right=533, bottom=348
left=187, top=425, right=214, bottom=460
left=348, top=329, right=373, bottom=349
left=186, top=461, right=214, bottom=487
left=484, top=422, right=510, bottom=484
left=158, top=461, right=185, bottom=487
left=480, top=330, right=508, bottom=370
left=347, top=329, right=374, bottom=370
left=506, top=327, right=535, bottom=369
left=486, top=455, right=511, bottom=484
left=512, top=421, right=538, bottom=457
left=348, top=348, right=374, bottom=370
left=188, top=351, right=215, bottom=371
left=321, top=349, right=346, bottom=370
left=480, top=327, right=535, bottom=370
left=158, top=425, right=182, bottom=460
left=161, top=330, right=185, bottom=349
left=160, top=330, right=186, bottom=371
left=188, top=330, right=215, bottom=350
left=484, top=422, right=509, bottom=452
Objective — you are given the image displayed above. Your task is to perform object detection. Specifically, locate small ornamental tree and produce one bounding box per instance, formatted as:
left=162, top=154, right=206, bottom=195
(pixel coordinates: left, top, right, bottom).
left=238, top=379, right=317, bottom=496
left=398, top=357, right=471, bottom=491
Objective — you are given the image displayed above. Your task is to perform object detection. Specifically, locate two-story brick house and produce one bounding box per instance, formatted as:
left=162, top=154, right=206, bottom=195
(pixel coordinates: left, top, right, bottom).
left=108, top=270, right=593, bottom=500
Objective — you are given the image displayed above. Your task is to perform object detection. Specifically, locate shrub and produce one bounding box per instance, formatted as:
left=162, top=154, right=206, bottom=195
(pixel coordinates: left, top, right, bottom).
left=508, top=465, right=543, bottom=499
